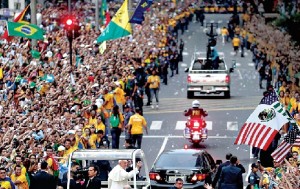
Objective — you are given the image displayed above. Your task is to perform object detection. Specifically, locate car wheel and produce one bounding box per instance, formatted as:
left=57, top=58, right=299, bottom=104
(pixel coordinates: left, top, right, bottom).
left=224, top=91, right=230, bottom=98
left=187, top=91, right=193, bottom=99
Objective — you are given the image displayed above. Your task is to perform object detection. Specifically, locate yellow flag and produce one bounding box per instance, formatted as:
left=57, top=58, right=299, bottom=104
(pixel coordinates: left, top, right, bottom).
left=99, top=41, right=107, bottom=54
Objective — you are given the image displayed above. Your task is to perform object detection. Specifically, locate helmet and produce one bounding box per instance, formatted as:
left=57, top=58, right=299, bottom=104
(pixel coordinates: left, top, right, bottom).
left=192, top=100, right=200, bottom=108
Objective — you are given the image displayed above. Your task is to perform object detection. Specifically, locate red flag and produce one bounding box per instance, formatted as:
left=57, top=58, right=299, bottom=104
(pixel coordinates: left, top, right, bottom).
left=2, top=4, right=31, bottom=42
left=105, top=11, right=111, bottom=27
left=235, top=123, right=278, bottom=151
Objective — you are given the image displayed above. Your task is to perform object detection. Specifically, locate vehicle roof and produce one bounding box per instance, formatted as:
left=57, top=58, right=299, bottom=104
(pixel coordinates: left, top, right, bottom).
left=71, top=149, right=145, bottom=160
left=194, top=51, right=225, bottom=59
left=161, top=149, right=208, bottom=155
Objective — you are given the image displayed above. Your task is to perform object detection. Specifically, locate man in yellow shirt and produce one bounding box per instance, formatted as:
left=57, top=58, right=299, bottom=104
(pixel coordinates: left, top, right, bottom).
left=96, top=115, right=106, bottom=133
left=88, top=110, right=97, bottom=126
left=10, top=155, right=26, bottom=177
left=232, top=35, right=241, bottom=56
left=103, top=88, right=115, bottom=135
left=0, top=168, right=15, bottom=189
left=221, top=27, right=229, bottom=44
left=103, top=88, right=114, bottom=112
left=113, top=82, right=126, bottom=113
left=146, top=70, right=160, bottom=109
left=127, top=107, right=147, bottom=149
left=63, top=139, right=75, bottom=160
left=10, top=165, right=29, bottom=189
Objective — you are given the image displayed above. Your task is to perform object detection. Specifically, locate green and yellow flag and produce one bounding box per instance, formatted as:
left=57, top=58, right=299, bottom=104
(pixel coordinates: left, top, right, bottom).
left=7, top=21, right=44, bottom=40
left=99, top=41, right=107, bottom=54
left=97, top=0, right=132, bottom=43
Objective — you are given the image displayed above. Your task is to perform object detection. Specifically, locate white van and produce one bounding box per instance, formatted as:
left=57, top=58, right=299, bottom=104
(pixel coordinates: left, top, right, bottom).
left=67, top=149, right=151, bottom=189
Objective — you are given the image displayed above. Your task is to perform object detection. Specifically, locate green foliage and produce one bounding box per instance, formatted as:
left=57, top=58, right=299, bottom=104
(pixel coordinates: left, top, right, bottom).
left=274, top=13, right=300, bottom=45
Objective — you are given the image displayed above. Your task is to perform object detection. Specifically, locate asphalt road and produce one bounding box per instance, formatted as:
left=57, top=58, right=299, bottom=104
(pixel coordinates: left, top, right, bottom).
left=123, top=14, right=268, bottom=185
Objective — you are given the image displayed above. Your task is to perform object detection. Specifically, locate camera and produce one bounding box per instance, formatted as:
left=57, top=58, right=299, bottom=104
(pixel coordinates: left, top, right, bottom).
left=73, top=168, right=88, bottom=179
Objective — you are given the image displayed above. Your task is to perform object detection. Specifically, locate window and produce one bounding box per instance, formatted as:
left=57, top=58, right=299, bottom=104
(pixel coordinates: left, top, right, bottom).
left=14, top=2, right=21, bottom=10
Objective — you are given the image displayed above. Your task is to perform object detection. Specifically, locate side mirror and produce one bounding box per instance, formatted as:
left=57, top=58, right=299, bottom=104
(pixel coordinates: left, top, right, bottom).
left=185, top=68, right=189, bottom=72
left=229, top=68, right=234, bottom=73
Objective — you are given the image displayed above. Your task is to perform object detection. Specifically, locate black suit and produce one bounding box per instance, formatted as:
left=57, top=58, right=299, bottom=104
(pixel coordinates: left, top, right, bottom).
left=61, top=179, right=82, bottom=189
left=212, top=161, right=230, bottom=187
left=32, top=170, right=56, bottom=189
left=83, top=177, right=101, bottom=189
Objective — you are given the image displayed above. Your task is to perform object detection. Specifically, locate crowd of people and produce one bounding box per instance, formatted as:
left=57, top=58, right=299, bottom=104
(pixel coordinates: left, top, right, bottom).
left=0, top=0, right=200, bottom=188
left=0, top=0, right=299, bottom=188
left=197, top=1, right=300, bottom=189
left=204, top=153, right=300, bottom=189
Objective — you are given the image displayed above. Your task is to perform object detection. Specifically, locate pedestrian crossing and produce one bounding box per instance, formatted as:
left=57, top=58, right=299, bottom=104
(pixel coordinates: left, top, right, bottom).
left=143, top=96, right=260, bottom=114
left=149, top=120, right=239, bottom=131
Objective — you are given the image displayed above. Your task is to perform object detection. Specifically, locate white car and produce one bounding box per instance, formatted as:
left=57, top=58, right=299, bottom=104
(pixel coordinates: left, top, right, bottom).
left=186, top=52, right=235, bottom=98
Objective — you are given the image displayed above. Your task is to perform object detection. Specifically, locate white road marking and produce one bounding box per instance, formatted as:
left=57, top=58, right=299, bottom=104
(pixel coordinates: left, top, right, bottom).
left=144, top=106, right=256, bottom=114
left=227, top=121, right=238, bottom=131
left=218, top=20, right=223, bottom=24
left=181, top=63, right=188, bottom=67
left=119, top=135, right=237, bottom=139
left=182, top=52, right=189, bottom=56
left=244, top=52, right=248, bottom=56
left=206, top=121, right=212, bottom=130
left=175, top=121, right=187, bottom=130
left=235, top=62, right=241, bottom=67
left=150, top=121, right=163, bottom=130
left=210, top=20, right=215, bottom=23
left=248, top=63, right=255, bottom=67
left=237, top=69, right=243, bottom=80
left=157, top=136, right=169, bottom=157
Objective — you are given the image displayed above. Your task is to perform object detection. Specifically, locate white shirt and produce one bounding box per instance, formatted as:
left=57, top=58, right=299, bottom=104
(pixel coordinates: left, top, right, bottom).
left=108, top=165, right=139, bottom=189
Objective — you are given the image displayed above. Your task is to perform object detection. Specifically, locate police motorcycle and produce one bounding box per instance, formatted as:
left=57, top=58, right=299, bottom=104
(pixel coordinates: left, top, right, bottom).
left=183, top=100, right=208, bottom=145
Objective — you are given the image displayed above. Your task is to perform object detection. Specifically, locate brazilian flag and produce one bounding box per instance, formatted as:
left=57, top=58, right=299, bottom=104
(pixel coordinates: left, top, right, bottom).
left=7, top=21, right=44, bottom=40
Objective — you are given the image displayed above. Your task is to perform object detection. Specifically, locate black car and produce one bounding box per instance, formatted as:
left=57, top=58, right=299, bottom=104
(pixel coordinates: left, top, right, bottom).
left=149, top=149, right=215, bottom=189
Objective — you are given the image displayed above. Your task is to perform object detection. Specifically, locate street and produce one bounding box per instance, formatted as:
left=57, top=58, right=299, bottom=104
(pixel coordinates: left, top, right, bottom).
left=130, top=14, right=266, bottom=183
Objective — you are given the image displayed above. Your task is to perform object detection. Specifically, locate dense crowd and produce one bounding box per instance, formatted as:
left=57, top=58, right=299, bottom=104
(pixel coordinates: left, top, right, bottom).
left=0, top=0, right=299, bottom=188
left=198, top=1, right=300, bottom=189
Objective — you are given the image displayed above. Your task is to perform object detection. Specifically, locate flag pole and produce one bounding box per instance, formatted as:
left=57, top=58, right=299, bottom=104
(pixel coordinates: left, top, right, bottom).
left=30, top=0, right=37, bottom=47
left=95, top=0, right=100, bottom=32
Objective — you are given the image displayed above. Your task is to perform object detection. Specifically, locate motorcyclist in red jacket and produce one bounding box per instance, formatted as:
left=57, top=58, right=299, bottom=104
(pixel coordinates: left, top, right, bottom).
left=184, top=100, right=208, bottom=119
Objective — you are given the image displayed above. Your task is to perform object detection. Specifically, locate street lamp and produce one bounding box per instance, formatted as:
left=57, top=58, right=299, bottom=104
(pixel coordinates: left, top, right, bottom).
left=205, top=23, right=218, bottom=61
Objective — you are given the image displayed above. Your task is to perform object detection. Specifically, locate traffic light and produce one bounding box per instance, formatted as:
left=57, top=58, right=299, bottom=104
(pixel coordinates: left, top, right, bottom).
left=62, top=15, right=80, bottom=40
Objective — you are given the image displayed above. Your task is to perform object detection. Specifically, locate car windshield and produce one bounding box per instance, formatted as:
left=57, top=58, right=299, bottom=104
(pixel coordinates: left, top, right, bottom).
left=155, top=153, right=202, bottom=168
